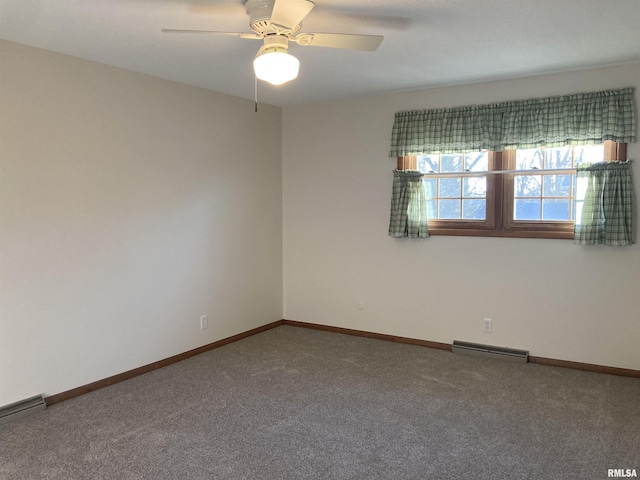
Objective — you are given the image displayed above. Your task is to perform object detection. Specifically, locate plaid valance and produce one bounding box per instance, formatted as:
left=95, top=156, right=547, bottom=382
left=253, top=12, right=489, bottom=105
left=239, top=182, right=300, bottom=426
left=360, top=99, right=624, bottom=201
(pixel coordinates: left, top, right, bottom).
left=389, top=87, right=636, bottom=156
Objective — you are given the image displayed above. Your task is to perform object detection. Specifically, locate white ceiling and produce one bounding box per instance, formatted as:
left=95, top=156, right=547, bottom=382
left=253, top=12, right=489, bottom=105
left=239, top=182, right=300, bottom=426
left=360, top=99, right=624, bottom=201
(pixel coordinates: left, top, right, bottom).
left=2, top=0, right=640, bottom=107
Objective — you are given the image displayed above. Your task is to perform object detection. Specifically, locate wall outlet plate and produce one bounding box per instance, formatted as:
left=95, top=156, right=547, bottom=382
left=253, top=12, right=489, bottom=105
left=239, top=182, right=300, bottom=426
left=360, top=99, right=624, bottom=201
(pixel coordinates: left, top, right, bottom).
left=483, top=317, right=492, bottom=333
left=200, top=315, right=208, bottom=330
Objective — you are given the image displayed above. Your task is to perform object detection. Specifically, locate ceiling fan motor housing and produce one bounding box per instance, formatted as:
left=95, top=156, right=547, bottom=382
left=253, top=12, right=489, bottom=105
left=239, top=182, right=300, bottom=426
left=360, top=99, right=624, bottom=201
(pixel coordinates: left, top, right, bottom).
left=246, top=0, right=276, bottom=33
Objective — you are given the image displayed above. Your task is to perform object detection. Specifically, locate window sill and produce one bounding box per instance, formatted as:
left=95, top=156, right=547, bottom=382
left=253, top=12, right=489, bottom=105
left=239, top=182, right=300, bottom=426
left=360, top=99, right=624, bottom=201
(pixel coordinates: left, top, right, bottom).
left=427, top=228, right=574, bottom=239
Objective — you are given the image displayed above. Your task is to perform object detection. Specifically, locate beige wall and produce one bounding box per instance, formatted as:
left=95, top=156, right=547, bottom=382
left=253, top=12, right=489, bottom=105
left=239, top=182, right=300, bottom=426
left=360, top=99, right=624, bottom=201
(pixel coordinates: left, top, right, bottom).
left=0, top=41, right=283, bottom=406
left=282, top=63, right=640, bottom=371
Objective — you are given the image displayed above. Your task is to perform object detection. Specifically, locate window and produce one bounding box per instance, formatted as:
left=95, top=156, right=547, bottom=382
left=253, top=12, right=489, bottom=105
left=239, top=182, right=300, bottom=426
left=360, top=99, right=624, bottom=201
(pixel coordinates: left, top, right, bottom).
left=388, top=87, right=635, bottom=241
left=398, top=141, right=626, bottom=239
left=419, top=151, right=489, bottom=221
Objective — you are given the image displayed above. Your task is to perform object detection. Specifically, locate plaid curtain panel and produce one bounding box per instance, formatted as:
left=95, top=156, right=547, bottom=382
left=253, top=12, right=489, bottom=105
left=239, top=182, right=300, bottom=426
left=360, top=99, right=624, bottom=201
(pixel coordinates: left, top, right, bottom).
left=389, top=170, right=429, bottom=238
left=574, top=161, right=634, bottom=246
left=389, top=88, right=636, bottom=156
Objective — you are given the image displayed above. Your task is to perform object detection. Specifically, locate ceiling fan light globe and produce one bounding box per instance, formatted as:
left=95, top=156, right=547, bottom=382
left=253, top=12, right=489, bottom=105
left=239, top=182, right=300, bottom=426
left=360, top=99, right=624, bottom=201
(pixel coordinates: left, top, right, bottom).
left=253, top=51, right=299, bottom=86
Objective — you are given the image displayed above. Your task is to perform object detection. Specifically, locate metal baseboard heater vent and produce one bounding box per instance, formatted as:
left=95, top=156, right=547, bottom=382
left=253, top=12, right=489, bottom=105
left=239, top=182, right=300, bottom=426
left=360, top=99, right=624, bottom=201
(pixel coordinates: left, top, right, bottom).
left=0, top=395, right=46, bottom=426
left=453, top=341, right=529, bottom=364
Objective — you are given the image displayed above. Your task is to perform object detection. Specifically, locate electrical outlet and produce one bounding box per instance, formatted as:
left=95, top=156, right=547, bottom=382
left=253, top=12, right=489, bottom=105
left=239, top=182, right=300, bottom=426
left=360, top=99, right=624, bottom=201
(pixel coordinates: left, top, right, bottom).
left=200, top=315, right=208, bottom=330
left=483, top=317, right=492, bottom=333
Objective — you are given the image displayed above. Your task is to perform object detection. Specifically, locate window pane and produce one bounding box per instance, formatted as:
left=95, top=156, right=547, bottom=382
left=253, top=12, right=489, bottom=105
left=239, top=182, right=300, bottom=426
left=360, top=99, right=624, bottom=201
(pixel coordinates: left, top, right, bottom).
left=574, top=200, right=583, bottom=222
left=575, top=175, right=588, bottom=199
left=542, top=175, right=571, bottom=197
left=574, top=176, right=589, bottom=221
left=439, top=177, right=461, bottom=197
left=439, top=199, right=461, bottom=219
left=463, top=177, right=486, bottom=197
left=418, top=155, right=439, bottom=173
left=545, top=146, right=572, bottom=169
left=515, top=175, right=541, bottom=197
left=574, top=144, right=604, bottom=164
left=515, top=199, right=541, bottom=220
left=462, top=199, right=486, bottom=220
left=423, top=178, right=437, bottom=198
left=516, top=148, right=542, bottom=170
left=465, top=152, right=488, bottom=172
left=441, top=154, right=463, bottom=173
left=542, top=199, right=570, bottom=220
left=427, top=199, right=437, bottom=218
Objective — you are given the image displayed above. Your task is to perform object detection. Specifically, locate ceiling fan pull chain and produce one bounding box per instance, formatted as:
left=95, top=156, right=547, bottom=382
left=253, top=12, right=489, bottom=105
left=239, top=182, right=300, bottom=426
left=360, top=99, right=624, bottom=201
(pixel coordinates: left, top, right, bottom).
left=254, top=74, right=258, bottom=113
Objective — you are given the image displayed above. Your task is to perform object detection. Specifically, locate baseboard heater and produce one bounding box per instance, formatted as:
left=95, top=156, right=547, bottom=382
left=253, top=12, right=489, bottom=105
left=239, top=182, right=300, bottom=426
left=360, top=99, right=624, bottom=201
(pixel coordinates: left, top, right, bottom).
left=0, top=395, right=46, bottom=426
left=452, top=340, right=529, bottom=364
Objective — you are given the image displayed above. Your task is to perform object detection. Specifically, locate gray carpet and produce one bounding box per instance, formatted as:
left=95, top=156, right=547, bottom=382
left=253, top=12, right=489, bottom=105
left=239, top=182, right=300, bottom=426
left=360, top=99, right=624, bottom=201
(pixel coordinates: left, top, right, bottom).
left=1, top=325, right=639, bottom=479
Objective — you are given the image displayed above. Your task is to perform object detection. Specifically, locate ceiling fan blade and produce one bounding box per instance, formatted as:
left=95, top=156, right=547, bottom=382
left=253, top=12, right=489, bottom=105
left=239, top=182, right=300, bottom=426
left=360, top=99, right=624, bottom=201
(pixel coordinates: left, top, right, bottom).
left=161, top=29, right=262, bottom=40
left=293, top=33, right=383, bottom=51
left=270, top=0, right=315, bottom=29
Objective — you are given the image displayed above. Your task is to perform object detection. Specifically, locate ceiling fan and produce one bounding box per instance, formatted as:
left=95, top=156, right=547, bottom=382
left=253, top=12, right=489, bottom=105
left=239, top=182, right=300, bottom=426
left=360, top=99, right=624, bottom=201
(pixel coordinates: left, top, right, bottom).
left=162, top=0, right=383, bottom=86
